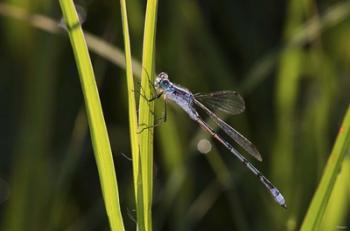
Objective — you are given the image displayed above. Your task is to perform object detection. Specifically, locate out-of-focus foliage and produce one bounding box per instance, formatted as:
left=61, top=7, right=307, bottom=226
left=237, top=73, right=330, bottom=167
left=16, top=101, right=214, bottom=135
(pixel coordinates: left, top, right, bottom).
left=0, top=0, right=349, bottom=230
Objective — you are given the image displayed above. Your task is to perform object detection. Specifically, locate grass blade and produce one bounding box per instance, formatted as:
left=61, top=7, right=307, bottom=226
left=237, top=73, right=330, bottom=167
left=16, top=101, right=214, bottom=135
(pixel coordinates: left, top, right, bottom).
left=0, top=3, right=142, bottom=77
left=118, top=0, right=142, bottom=228
left=301, top=105, right=350, bottom=230
left=59, top=1, right=125, bottom=230
left=138, top=0, right=159, bottom=230
left=320, top=157, right=349, bottom=231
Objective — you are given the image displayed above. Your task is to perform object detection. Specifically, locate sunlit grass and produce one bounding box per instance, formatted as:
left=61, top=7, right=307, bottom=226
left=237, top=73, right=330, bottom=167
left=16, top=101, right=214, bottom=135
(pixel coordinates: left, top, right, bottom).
left=59, top=0, right=125, bottom=230
left=301, top=106, right=350, bottom=230
left=118, top=0, right=143, bottom=229
left=320, top=157, right=349, bottom=231
left=137, top=0, right=158, bottom=230
left=0, top=1, right=349, bottom=230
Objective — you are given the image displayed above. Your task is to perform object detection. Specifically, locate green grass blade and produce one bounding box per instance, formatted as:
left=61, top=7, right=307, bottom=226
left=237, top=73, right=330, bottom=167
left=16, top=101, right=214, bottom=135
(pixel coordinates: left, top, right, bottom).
left=0, top=3, right=142, bottom=77
left=138, top=0, right=159, bottom=230
left=118, top=0, right=142, bottom=228
left=320, top=157, right=349, bottom=231
left=59, top=1, right=125, bottom=230
left=301, top=105, right=350, bottom=230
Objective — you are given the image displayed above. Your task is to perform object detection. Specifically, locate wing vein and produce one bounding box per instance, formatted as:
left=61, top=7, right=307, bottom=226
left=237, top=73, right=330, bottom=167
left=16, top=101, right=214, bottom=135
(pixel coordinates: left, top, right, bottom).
left=193, top=97, right=262, bottom=161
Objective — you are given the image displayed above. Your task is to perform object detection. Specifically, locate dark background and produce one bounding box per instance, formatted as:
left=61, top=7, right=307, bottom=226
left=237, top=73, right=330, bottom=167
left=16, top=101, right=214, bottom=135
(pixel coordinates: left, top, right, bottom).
left=0, top=0, right=349, bottom=230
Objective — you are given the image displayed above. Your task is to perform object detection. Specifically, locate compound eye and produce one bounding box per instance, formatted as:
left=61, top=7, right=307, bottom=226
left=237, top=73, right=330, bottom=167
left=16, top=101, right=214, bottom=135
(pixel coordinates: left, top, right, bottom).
left=162, top=80, right=169, bottom=87
left=159, top=72, right=168, bottom=79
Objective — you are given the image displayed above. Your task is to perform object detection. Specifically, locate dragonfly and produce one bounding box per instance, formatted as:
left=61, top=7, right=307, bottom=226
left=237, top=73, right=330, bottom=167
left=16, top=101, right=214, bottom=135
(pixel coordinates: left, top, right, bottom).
left=152, top=72, right=287, bottom=208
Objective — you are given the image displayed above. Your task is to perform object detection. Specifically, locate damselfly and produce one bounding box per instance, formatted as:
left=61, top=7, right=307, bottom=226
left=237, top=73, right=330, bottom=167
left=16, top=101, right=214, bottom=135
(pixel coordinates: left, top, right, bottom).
left=153, top=72, right=287, bottom=208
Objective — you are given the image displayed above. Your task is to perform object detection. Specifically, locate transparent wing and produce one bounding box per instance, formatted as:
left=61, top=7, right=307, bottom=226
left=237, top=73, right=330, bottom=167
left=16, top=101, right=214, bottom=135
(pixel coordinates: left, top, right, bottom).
left=193, top=98, right=262, bottom=161
left=194, top=91, right=245, bottom=115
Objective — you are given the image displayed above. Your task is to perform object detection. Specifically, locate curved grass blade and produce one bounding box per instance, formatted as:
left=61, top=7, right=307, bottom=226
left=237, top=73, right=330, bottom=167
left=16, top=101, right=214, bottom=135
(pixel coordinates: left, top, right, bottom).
left=0, top=3, right=142, bottom=78
left=300, top=105, right=350, bottom=230
left=59, top=1, right=125, bottom=230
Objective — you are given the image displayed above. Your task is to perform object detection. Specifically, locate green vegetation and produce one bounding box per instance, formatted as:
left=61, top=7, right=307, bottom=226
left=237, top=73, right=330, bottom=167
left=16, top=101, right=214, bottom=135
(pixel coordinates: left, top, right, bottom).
left=0, top=0, right=349, bottom=230
left=301, top=107, right=350, bottom=230
left=59, top=1, right=124, bottom=230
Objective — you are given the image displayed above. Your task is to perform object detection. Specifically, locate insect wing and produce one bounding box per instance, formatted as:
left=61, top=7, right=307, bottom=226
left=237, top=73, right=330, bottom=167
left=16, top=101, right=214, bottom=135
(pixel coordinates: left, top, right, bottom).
left=194, top=91, right=245, bottom=115
left=193, top=98, right=262, bottom=161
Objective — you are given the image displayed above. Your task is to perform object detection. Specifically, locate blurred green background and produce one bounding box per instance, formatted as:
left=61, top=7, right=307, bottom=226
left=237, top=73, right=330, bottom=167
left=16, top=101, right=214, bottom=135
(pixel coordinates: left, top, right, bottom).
left=0, top=0, right=349, bottom=230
